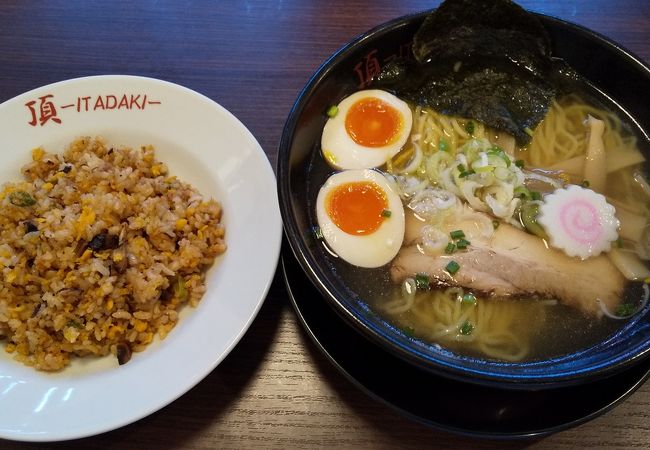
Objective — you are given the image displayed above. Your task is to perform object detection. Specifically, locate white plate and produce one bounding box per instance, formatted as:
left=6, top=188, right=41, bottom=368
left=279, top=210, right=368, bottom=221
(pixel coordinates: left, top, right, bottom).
left=0, top=75, right=282, bottom=441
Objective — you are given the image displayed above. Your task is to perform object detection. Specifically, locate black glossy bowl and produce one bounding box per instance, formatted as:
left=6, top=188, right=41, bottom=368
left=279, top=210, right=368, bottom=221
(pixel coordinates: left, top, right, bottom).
left=278, top=9, right=650, bottom=389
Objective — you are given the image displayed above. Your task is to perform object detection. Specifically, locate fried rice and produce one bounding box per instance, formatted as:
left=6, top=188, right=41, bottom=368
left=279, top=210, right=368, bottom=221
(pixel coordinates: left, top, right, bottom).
left=0, top=136, right=226, bottom=371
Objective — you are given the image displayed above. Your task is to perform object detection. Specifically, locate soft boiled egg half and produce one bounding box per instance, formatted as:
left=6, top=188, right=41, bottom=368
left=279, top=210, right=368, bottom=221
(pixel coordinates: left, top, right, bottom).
left=316, top=169, right=405, bottom=268
left=321, top=89, right=413, bottom=170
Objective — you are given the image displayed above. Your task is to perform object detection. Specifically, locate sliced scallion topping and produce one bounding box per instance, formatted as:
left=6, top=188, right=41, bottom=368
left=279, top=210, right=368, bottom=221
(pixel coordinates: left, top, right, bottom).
left=381, top=209, right=392, bottom=218
left=402, top=326, right=415, bottom=337
left=487, top=147, right=511, bottom=167
left=456, top=238, right=471, bottom=250
left=581, top=180, right=591, bottom=188
left=459, top=320, right=474, bottom=335
left=450, top=230, right=465, bottom=240
left=492, top=219, right=500, bottom=230
left=445, top=242, right=456, bottom=254
left=515, top=159, right=525, bottom=168
left=474, top=165, right=494, bottom=173
left=415, top=273, right=430, bottom=290
left=462, top=293, right=477, bottom=305
left=514, top=186, right=532, bottom=200
left=439, top=139, right=448, bottom=152
left=493, top=166, right=510, bottom=180
left=465, top=121, right=475, bottom=134
left=9, top=191, right=36, bottom=207
left=615, top=303, right=638, bottom=317
left=457, top=163, right=476, bottom=177
left=531, top=191, right=542, bottom=201
left=313, top=226, right=324, bottom=240
left=326, top=105, right=338, bottom=118
left=445, top=260, right=460, bottom=275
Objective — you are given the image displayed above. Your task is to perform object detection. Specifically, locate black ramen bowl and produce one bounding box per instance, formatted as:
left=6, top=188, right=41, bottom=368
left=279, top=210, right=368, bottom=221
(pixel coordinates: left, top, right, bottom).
left=278, top=9, right=650, bottom=389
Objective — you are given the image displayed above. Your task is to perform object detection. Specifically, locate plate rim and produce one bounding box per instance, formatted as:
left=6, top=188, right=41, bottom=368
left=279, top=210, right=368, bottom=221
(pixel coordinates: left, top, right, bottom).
left=0, top=74, right=282, bottom=442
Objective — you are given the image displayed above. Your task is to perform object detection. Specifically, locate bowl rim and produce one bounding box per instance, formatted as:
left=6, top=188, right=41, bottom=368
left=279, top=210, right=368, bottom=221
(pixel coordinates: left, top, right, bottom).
left=282, top=250, right=650, bottom=438
left=277, top=8, right=650, bottom=388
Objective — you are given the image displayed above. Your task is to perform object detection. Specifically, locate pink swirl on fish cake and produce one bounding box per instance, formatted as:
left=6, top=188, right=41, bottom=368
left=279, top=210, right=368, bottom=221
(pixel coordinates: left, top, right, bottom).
left=559, top=199, right=603, bottom=245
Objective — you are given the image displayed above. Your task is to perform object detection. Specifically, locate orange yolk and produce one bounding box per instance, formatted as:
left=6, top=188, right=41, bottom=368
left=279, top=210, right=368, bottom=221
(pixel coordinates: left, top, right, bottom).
left=345, top=98, right=403, bottom=147
left=326, top=181, right=388, bottom=235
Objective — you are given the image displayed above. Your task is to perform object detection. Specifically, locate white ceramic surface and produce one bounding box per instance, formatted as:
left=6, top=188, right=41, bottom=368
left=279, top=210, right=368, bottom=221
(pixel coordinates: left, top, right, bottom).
left=0, top=75, right=282, bottom=442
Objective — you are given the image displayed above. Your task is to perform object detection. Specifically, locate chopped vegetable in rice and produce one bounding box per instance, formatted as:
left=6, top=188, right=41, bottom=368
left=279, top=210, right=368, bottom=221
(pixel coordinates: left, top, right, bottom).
left=0, top=136, right=226, bottom=371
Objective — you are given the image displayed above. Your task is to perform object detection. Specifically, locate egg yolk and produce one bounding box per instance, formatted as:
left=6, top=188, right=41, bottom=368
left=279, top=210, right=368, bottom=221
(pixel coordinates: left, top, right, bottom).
left=345, top=98, right=403, bottom=147
left=326, top=181, right=388, bottom=235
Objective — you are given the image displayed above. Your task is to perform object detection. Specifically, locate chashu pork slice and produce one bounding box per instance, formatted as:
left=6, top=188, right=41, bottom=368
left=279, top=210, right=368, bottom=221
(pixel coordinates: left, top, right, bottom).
left=391, top=209, right=625, bottom=316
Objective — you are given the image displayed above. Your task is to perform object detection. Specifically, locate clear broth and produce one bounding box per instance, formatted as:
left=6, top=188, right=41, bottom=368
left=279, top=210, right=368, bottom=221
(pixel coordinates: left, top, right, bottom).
left=309, top=91, right=649, bottom=363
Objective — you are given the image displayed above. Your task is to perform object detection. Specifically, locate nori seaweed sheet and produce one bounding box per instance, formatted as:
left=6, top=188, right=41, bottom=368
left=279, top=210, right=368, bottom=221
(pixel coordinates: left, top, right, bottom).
left=373, top=0, right=566, bottom=145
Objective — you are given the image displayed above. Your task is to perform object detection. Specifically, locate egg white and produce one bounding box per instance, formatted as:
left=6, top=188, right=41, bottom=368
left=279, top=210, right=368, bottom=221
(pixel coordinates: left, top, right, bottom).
left=321, top=89, right=413, bottom=170
left=316, top=169, right=405, bottom=268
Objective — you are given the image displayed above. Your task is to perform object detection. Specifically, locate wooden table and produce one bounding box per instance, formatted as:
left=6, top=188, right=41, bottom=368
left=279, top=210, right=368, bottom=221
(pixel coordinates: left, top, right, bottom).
left=1, top=1, right=648, bottom=448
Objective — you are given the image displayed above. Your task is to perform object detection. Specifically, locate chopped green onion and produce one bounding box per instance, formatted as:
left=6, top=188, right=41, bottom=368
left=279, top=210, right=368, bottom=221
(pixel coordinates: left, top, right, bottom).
left=487, top=147, right=511, bottom=167
left=456, top=238, right=471, bottom=250
left=515, top=159, right=525, bottom=168
left=492, top=219, right=500, bottom=230
left=465, top=121, right=475, bottom=134
left=313, top=226, right=324, bottom=240
left=514, top=186, right=532, bottom=200
left=438, top=139, right=448, bottom=152
left=531, top=191, right=542, bottom=201
left=524, top=127, right=534, bottom=137
left=457, top=164, right=476, bottom=177
left=381, top=209, right=392, bottom=218
left=445, top=260, right=460, bottom=275
left=9, top=191, right=36, bottom=207
left=450, top=230, right=465, bottom=240
left=616, top=238, right=624, bottom=249
left=581, top=180, right=590, bottom=188
left=474, top=165, right=494, bottom=173
left=445, top=242, right=456, bottom=254
left=459, top=320, right=474, bottom=335
left=415, top=273, right=430, bottom=290
left=493, top=166, right=510, bottom=180
left=644, top=277, right=650, bottom=284
left=615, top=303, right=638, bottom=317
left=326, top=105, right=338, bottom=118
left=462, top=293, right=477, bottom=305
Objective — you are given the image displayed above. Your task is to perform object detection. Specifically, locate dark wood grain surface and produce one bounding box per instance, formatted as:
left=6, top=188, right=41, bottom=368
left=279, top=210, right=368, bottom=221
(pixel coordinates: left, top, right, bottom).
left=1, top=1, right=649, bottom=448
